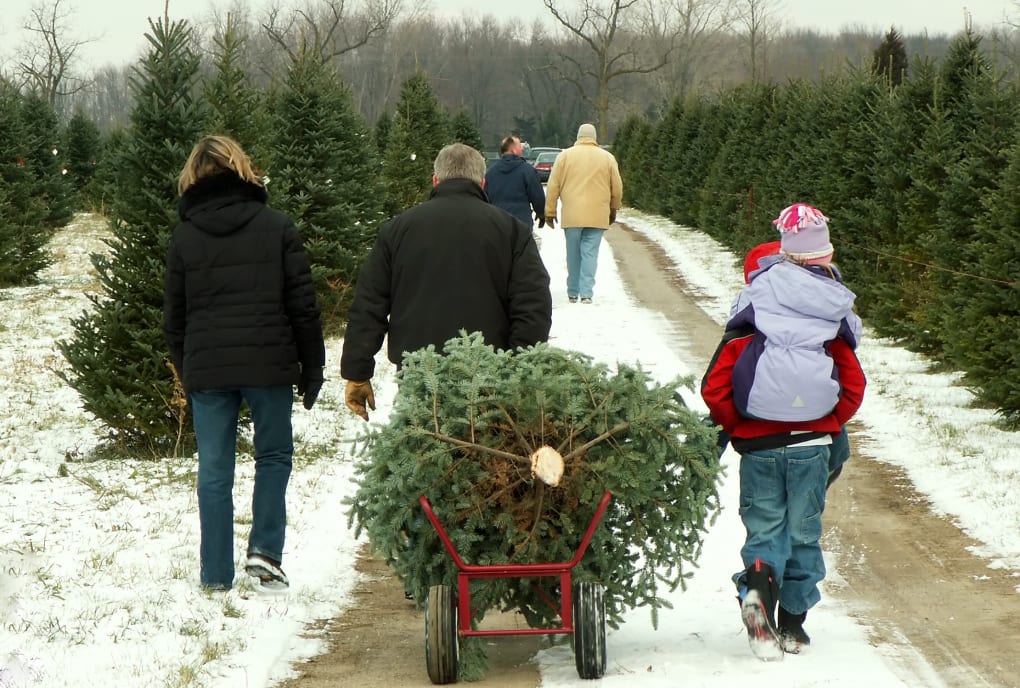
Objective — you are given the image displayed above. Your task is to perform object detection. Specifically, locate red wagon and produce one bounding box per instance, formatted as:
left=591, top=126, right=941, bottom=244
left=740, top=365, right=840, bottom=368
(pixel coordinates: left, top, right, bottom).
left=418, top=490, right=613, bottom=684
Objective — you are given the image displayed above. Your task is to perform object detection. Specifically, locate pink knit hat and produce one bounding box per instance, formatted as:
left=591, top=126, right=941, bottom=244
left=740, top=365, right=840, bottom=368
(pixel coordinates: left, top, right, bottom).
left=773, top=203, right=833, bottom=261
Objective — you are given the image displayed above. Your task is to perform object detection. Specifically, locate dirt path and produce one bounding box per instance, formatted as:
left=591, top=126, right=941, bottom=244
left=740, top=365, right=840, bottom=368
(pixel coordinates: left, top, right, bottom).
left=281, top=223, right=1020, bottom=687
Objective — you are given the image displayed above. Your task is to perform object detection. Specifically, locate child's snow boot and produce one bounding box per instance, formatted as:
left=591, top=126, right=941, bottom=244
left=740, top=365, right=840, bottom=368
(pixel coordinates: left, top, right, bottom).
left=778, top=606, right=810, bottom=654
left=740, top=558, right=783, bottom=661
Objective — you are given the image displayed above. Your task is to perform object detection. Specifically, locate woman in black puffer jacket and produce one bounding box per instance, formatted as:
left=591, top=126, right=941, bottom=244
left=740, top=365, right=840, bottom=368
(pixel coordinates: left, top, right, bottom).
left=163, top=135, right=324, bottom=592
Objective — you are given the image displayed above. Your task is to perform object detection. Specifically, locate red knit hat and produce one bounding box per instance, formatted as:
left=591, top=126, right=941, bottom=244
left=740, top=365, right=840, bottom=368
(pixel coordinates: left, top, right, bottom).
left=743, top=241, right=781, bottom=284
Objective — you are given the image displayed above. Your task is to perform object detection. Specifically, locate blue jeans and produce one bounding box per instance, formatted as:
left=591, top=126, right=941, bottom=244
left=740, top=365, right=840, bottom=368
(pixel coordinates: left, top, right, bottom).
left=734, top=444, right=829, bottom=614
left=564, top=227, right=604, bottom=299
left=190, top=386, right=294, bottom=589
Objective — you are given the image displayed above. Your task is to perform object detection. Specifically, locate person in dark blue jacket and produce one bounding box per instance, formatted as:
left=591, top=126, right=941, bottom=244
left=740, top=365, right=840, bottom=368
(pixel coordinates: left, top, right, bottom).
left=483, top=134, right=546, bottom=228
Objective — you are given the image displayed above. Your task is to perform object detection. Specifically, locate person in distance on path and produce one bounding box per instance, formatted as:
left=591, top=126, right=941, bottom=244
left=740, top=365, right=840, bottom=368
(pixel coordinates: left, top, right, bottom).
left=543, top=123, right=622, bottom=305
left=484, top=134, right=546, bottom=229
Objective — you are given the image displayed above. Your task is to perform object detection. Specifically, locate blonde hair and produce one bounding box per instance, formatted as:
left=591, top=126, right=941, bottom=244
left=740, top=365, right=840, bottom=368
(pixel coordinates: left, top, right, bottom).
left=178, top=135, right=262, bottom=195
left=433, top=143, right=485, bottom=184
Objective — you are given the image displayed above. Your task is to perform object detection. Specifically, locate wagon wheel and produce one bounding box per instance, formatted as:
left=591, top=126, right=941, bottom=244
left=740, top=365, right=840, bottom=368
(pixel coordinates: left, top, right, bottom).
left=572, top=581, right=607, bottom=679
left=425, top=584, right=459, bottom=684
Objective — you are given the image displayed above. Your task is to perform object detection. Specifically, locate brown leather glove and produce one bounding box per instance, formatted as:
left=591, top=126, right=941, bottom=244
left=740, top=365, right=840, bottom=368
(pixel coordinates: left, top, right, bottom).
left=609, top=208, right=617, bottom=225
left=546, top=215, right=557, bottom=229
left=345, top=380, right=376, bottom=421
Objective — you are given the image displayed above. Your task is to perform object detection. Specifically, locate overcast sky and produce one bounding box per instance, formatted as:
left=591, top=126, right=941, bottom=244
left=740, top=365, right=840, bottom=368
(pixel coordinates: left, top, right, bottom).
left=0, top=0, right=1014, bottom=71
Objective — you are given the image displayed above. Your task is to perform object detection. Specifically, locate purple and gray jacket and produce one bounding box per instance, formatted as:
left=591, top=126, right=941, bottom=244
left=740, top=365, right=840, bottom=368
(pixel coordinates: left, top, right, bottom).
left=727, top=259, right=863, bottom=423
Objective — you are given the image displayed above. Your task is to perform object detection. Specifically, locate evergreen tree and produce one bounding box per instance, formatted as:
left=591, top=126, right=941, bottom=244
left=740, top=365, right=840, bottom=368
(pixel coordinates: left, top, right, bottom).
left=934, top=62, right=1017, bottom=367
left=857, top=56, right=940, bottom=339
left=20, top=91, right=74, bottom=229
left=205, top=14, right=271, bottom=167
left=663, top=98, right=709, bottom=227
left=815, top=73, right=884, bottom=288
left=60, top=19, right=209, bottom=453
left=373, top=109, right=392, bottom=156
left=0, top=81, right=48, bottom=284
left=269, top=50, right=386, bottom=330
left=63, top=109, right=103, bottom=210
left=449, top=110, right=483, bottom=151
left=696, top=85, right=774, bottom=249
left=608, top=113, right=641, bottom=176
left=618, top=117, right=653, bottom=208
left=938, top=28, right=988, bottom=116
left=679, top=98, right=729, bottom=228
left=88, top=126, right=128, bottom=215
left=872, top=27, right=908, bottom=87
left=383, top=71, right=450, bottom=213
left=949, top=137, right=1020, bottom=421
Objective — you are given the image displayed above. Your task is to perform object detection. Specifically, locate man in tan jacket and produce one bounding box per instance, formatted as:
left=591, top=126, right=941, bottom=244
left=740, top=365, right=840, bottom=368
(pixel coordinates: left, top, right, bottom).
left=544, top=123, right=623, bottom=304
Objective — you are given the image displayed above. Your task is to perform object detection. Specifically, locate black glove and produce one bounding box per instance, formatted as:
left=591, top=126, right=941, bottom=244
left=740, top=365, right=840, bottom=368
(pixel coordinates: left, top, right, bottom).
left=298, top=366, right=324, bottom=410
left=609, top=208, right=617, bottom=225
left=537, top=215, right=546, bottom=229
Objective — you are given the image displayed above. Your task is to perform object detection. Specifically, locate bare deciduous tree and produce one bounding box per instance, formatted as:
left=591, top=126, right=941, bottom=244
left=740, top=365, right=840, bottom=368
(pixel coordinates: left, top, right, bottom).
left=542, top=0, right=680, bottom=139
left=643, top=0, right=735, bottom=105
left=261, top=0, right=405, bottom=66
left=736, top=0, right=781, bottom=85
left=15, top=0, right=94, bottom=110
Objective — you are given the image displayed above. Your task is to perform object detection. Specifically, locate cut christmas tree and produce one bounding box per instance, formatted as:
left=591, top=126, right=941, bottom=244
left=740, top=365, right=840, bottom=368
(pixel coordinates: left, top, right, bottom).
left=348, top=333, right=724, bottom=678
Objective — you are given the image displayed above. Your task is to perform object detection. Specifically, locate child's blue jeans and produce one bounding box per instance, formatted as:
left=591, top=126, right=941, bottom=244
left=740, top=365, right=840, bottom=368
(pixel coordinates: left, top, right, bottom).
left=734, top=444, right=829, bottom=615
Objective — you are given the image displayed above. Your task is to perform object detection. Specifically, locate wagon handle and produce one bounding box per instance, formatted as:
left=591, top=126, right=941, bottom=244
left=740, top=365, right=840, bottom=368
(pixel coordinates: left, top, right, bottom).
left=418, top=491, right=613, bottom=570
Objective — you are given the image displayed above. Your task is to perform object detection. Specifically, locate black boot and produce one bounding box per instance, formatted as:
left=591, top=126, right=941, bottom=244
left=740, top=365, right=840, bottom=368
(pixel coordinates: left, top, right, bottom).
left=740, top=558, right=783, bottom=661
left=778, top=606, right=810, bottom=653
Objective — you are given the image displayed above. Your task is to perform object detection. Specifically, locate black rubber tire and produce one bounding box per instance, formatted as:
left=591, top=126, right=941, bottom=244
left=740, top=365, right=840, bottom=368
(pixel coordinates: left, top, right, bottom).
left=573, top=581, right=607, bottom=679
left=425, top=584, right=459, bottom=684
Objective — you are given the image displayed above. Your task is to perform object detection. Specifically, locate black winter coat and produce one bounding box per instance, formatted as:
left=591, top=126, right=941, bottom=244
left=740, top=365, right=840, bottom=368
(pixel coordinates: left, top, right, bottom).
left=340, top=178, right=552, bottom=381
left=483, top=154, right=545, bottom=226
left=163, top=173, right=325, bottom=392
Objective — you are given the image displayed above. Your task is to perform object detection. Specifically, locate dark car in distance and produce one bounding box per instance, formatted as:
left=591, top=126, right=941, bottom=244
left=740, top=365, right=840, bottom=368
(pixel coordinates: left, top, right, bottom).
left=524, top=146, right=561, bottom=165
left=533, top=151, right=560, bottom=183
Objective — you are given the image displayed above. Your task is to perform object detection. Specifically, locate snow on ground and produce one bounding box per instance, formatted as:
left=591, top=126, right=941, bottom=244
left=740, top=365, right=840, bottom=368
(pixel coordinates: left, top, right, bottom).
left=1, top=207, right=1017, bottom=687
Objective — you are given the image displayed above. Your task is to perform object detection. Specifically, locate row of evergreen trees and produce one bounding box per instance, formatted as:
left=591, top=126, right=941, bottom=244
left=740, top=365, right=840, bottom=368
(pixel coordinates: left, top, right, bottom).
left=45, top=18, right=482, bottom=453
left=613, top=28, right=1020, bottom=423
left=0, top=86, right=79, bottom=285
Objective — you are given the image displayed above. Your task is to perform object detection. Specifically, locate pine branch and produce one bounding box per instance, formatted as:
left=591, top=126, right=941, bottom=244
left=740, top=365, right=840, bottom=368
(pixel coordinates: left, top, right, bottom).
left=561, top=421, right=631, bottom=462
left=427, top=430, right=530, bottom=465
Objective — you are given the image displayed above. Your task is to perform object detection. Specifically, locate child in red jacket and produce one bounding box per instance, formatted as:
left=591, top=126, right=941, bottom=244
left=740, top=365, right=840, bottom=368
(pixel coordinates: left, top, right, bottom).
left=702, top=204, right=866, bottom=660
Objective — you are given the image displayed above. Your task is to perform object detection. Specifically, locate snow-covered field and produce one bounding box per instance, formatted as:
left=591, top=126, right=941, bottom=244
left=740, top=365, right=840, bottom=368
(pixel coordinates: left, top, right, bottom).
left=0, top=209, right=1016, bottom=687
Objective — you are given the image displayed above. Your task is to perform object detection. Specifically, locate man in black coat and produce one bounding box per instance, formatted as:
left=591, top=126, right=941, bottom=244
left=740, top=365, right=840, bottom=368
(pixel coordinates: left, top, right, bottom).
left=341, top=143, right=552, bottom=421
left=483, top=134, right=546, bottom=228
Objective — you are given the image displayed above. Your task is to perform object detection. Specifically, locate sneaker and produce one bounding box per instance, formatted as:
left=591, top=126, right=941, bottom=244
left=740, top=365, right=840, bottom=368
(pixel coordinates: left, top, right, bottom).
left=245, top=553, right=289, bottom=590
left=740, top=559, right=783, bottom=661
left=778, top=606, right=810, bottom=654
left=580, top=297, right=593, bottom=304
left=568, top=296, right=578, bottom=303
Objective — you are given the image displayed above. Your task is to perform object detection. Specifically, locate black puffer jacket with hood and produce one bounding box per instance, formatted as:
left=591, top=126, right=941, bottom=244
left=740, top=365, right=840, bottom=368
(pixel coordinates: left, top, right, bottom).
left=163, top=172, right=324, bottom=393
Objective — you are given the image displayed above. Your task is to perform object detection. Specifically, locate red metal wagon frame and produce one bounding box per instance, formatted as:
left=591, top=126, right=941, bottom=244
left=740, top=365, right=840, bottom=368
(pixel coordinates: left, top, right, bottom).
left=418, top=490, right=613, bottom=638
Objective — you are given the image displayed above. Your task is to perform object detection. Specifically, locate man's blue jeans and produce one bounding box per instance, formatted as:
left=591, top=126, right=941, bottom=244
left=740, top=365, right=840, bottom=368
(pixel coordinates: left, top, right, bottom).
left=190, top=386, right=294, bottom=589
left=734, top=444, right=829, bottom=614
left=564, top=227, right=604, bottom=299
